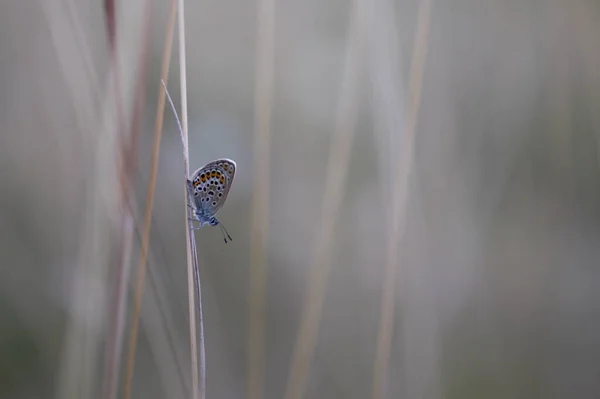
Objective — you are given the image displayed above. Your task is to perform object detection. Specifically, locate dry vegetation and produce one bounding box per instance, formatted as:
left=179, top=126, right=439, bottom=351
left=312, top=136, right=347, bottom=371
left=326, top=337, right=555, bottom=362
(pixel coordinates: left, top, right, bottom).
left=0, top=1, right=599, bottom=398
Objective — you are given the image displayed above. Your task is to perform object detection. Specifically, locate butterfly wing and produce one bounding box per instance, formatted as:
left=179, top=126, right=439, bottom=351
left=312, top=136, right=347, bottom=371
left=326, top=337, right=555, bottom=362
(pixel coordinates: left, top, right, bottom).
left=190, top=158, right=236, bottom=217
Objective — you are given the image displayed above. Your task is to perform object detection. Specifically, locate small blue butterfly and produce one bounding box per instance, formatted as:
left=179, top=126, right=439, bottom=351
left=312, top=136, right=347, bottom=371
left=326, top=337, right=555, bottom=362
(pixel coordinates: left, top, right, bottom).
left=187, top=158, right=236, bottom=242
left=159, top=79, right=237, bottom=243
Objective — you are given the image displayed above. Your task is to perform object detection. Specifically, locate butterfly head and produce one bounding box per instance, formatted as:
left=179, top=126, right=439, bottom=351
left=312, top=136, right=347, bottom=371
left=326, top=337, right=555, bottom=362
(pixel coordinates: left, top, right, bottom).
left=208, top=216, right=219, bottom=226
left=191, top=210, right=232, bottom=243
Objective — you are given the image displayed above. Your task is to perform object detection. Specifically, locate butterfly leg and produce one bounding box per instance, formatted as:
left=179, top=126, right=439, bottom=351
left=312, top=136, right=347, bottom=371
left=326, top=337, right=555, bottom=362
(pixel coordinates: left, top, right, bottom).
left=188, top=217, right=208, bottom=231
left=188, top=218, right=202, bottom=230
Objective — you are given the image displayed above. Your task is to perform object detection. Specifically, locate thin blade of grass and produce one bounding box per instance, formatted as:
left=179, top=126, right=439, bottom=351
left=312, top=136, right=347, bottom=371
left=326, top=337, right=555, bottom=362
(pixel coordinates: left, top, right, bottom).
left=120, top=1, right=177, bottom=398
left=176, top=0, right=203, bottom=397
left=102, top=2, right=153, bottom=399
left=370, top=0, right=433, bottom=397
left=283, top=1, right=366, bottom=398
left=247, top=0, right=275, bottom=396
left=41, top=2, right=124, bottom=397
left=161, top=77, right=205, bottom=399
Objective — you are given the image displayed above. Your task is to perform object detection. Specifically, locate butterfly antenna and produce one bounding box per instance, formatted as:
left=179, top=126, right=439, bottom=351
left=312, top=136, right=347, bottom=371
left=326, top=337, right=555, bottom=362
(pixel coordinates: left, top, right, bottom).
left=160, top=79, right=189, bottom=164
left=217, top=220, right=233, bottom=243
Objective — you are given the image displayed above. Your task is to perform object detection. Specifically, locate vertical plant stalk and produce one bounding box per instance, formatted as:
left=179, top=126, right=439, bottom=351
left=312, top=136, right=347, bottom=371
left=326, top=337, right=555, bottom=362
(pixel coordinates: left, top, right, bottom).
left=365, top=0, right=402, bottom=207
left=102, top=2, right=153, bottom=399
left=43, top=1, right=120, bottom=397
left=570, top=2, right=599, bottom=168
left=176, top=0, right=203, bottom=398
left=161, top=78, right=205, bottom=399
left=189, top=225, right=205, bottom=399
left=104, top=0, right=116, bottom=50
left=547, top=1, right=574, bottom=175
left=247, top=0, right=275, bottom=396
left=121, top=1, right=177, bottom=398
left=370, top=0, right=432, bottom=397
left=283, top=1, right=365, bottom=398
left=101, top=6, right=123, bottom=398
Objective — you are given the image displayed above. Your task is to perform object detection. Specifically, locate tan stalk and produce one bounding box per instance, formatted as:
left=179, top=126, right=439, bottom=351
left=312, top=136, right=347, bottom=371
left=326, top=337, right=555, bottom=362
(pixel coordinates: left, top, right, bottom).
left=175, top=0, right=203, bottom=398
left=283, top=1, right=365, bottom=398
left=247, top=0, right=275, bottom=396
left=121, top=1, right=177, bottom=398
left=370, top=0, right=433, bottom=397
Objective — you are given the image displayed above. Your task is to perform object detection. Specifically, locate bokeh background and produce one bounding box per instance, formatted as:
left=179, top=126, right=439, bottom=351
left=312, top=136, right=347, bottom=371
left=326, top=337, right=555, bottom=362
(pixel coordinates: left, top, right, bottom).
left=1, top=0, right=600, bottom=398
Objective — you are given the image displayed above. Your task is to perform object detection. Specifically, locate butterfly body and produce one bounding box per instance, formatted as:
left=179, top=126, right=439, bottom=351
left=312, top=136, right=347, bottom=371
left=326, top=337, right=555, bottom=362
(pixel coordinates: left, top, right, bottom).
left=187, top=158, right=236, bottom=240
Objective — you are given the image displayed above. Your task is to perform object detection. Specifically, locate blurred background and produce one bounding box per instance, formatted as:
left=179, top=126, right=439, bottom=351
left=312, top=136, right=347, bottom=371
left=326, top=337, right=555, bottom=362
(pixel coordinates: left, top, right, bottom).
left=1, top=0, right=599, bottom=398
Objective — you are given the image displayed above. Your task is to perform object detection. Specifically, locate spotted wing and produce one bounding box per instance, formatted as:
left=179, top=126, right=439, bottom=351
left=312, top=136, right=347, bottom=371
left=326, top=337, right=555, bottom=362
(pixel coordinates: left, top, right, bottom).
left=190, top=158, right=236, bottom=216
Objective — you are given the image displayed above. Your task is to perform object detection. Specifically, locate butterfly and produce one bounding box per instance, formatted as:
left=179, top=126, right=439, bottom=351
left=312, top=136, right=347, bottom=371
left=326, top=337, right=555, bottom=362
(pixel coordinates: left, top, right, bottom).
left=158, top=80, right=237, bottom=243
left=187, top=158, right=236, bottom=242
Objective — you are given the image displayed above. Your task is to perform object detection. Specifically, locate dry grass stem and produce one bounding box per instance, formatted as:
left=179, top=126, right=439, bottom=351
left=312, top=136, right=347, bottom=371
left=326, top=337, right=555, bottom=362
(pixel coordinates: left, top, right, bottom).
left=102, top=3, right=153, bottom=399
left=247, top=0, right=275, bottom=396
left=40, top=2, right=127, bottom=398
left=121, top=1, right=177, bottom=398
left=371, top=0, right=433, bottom=397
left=176, top=0, right=203, bottom=397
left=283, top=1, right=366, bottom=398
